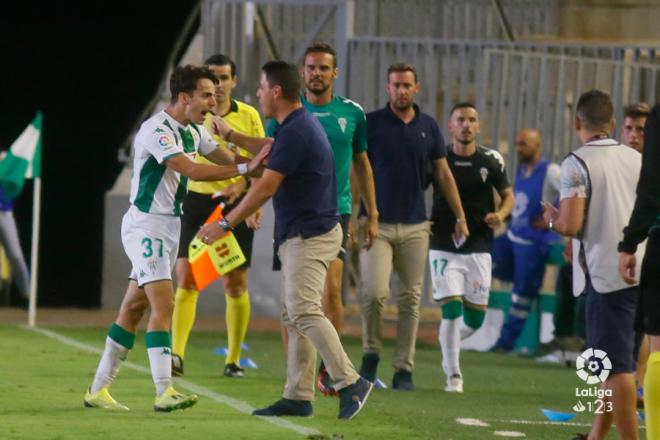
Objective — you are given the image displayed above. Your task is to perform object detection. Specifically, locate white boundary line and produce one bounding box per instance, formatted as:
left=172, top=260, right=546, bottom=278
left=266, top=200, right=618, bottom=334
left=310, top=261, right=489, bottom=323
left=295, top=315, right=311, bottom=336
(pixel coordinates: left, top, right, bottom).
left=22, top=326, right=321, bottom=437
left=457, top=417, right=646, bottom=430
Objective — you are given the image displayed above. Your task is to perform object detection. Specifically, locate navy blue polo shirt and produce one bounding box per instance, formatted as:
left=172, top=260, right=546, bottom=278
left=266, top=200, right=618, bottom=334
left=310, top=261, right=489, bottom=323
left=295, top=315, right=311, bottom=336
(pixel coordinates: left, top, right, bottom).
left=267, top=107, right=339, bottom=245
left=366, top=103, right=447, bottom=224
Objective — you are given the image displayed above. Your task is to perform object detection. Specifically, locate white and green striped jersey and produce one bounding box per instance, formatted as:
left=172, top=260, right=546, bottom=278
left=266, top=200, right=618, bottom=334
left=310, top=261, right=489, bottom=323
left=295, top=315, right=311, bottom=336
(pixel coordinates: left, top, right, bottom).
left=129, top=110, right=218, bottom=216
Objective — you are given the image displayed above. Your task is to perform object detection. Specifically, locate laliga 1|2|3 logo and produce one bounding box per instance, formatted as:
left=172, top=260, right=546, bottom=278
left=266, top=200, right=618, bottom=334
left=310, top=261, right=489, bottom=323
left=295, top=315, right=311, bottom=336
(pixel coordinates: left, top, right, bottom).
left=572, top=348, right=613, bottom=414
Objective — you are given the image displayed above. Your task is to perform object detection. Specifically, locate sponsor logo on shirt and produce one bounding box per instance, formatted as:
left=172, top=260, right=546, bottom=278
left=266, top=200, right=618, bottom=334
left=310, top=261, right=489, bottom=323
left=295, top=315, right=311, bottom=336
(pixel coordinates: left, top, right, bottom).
left=454, top=161, right=472, bottom=167
left=158, top=135, right=173, bottom=147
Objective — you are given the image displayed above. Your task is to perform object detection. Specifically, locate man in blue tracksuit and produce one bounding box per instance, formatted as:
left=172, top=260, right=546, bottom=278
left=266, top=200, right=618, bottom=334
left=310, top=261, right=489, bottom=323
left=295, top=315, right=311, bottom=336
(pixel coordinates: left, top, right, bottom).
left=491, top=128, right=561, bottom=352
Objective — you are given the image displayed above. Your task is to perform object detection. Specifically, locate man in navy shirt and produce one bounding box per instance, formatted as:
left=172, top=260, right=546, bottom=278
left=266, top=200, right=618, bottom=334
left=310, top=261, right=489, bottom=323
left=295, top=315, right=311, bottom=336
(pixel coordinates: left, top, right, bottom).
left=201, top=61, right=372, bottom=420
left=358, top=63, right=468, bottom=390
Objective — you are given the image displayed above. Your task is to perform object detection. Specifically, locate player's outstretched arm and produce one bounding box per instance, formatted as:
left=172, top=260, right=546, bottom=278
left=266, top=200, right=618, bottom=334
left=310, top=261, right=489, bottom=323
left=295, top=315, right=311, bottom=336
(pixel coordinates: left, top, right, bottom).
left=210, top=115, right=273, bottom=155
left=165, top=148, right=268, bottom=182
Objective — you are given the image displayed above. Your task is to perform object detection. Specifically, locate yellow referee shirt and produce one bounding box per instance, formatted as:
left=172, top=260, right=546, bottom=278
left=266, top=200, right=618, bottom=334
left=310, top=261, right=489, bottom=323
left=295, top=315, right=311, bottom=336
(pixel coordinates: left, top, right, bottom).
left=188, top=99, right=265, bottom=194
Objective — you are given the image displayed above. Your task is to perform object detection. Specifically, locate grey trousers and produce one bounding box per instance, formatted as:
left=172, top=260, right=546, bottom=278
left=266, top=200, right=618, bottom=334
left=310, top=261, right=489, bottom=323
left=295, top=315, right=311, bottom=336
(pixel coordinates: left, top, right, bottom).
left=279, top=224, right=360, bottom=400
left=0, top=211, right=29, bottom=297
left=359, top=221, right=430, bottom=372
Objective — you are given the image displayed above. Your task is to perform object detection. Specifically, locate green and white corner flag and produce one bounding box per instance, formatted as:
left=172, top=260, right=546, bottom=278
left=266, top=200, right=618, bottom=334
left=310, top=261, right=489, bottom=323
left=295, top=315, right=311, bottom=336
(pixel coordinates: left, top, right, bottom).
left=0, top=112, right=42, bottom=199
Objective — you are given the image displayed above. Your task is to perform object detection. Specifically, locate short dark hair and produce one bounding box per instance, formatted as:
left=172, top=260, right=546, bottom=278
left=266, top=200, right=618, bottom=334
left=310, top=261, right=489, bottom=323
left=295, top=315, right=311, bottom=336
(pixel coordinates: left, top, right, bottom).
left=450, top=102, right=477, bottom=116
left=387, top=63, right=418, bottom=83
left=261, top=60, right=301, bottom=102
left=303, top=42, right=337, bottom=67
left=624, top=101, right=650, bottom=119
left=576, top=90, right=614, bottom=131
left=204, top=53, right=237, bottom=77
left=169, top=65, right=218, bottom=104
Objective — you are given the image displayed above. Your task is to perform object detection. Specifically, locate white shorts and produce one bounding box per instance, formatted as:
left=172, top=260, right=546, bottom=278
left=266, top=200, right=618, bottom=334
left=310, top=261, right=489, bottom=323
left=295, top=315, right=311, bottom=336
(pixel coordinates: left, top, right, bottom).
left=121, top=206, right=180, bottom=287
left=429, top=250, right=492, bottom=306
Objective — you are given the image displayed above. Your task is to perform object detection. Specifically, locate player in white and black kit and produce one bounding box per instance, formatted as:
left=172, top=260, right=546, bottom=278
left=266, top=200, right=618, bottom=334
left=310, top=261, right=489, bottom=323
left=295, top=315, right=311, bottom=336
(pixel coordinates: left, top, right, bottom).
left=429, top=103, right=514, bottom=393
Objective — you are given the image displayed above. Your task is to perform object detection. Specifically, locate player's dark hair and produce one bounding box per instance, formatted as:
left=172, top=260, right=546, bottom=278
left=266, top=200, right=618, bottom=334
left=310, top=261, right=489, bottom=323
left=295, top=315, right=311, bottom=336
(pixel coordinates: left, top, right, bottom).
left=576, top=90, right=614, bottom=132
left=261, top=60, right=301, bottom=102
left=169, top=65, right=218, bottom=104
left=450, top=102, right=477, bottom=116
left=204, top=54, right=237, bottom=77
left=303, top=42, right=337, bottom=67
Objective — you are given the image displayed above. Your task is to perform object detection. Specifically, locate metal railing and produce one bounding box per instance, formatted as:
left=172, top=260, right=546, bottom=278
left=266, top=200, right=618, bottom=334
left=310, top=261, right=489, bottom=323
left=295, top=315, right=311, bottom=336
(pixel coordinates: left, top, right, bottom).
left=202, top=0, right=560, bottom=100
left=479, top=49, right=660, bottom=172
left=345, top=37, right=660, bottom=175
left=353, top=0, right=558, bottom=40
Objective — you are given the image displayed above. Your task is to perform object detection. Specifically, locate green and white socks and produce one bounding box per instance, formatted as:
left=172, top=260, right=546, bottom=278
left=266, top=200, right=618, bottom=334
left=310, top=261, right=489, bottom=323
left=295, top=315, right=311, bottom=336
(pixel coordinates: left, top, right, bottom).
left=146, top=331, right=172, bottom=396
left=91, top=325, right=173, bottom=397
left=440, top=318, right=462, bottom=378
left=91, top=323, right=135, bottom=394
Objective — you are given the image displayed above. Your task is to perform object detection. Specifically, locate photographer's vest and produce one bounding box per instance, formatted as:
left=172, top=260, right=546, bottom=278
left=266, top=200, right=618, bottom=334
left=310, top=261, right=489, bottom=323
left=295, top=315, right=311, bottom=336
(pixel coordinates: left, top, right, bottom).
left=570, top=138, right=645, bottom=296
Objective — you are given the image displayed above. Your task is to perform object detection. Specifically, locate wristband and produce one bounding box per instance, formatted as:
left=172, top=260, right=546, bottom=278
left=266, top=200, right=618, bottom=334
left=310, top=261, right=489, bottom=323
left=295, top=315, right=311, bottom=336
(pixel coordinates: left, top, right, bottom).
left=456, top=218, right=465, bottom=224
left=224, top=129, right=234, bottom=142
left=218, top=217, right=233, bottom=232
left=237, top=163, right=248, bottom=175
left=548, top=218, right=554, bottom=231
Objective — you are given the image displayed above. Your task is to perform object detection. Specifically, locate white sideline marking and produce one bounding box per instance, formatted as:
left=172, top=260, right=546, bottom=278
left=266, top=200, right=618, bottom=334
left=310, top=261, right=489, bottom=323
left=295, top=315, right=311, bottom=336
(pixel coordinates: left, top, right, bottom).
left=500, top=419, right=593, bottom=427
left=497, top=419, right=645, bottom=429
left=456, top=418, right=490, bottom=427
left=494, top=431, right=525, bottom=437
left=23, top=326, right=321, bottom=437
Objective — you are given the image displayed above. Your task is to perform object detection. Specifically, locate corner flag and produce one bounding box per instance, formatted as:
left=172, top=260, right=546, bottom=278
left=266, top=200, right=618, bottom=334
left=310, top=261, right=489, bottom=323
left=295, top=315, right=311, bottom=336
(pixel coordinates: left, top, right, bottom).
left=0, top=112, right=42, bottom=199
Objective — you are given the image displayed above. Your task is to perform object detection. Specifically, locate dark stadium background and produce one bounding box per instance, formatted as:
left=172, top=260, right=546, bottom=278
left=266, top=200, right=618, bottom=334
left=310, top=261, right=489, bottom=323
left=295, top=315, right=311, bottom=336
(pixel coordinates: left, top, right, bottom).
left=1, top=2, right=200, bottom=307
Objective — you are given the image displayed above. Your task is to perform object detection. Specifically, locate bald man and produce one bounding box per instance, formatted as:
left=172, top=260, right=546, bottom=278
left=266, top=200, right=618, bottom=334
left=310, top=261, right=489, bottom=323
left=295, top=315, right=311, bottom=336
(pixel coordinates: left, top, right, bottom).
left=490, top=129, right=562, bottom=352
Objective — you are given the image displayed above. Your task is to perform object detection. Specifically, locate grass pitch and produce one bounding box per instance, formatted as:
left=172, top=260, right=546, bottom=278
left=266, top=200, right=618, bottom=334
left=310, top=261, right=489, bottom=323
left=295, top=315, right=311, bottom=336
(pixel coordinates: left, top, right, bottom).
left=0, top=323, right=631, bottom=439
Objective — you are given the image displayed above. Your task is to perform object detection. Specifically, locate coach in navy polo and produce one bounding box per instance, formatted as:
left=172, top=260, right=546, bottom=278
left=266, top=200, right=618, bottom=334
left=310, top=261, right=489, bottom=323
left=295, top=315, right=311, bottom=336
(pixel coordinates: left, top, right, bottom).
left=199, top=60, right=372, bottom=419
left=358, top=63, right=468, bottom=391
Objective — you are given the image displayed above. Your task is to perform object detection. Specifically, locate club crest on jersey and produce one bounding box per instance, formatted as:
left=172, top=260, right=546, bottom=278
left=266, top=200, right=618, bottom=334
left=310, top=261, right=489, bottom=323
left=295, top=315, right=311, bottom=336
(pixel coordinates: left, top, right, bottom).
left=480, top=167, right=488, bottom=182
left=158, top=135, right=173, bottom=147
left=338, top=117, right=347, bottom=133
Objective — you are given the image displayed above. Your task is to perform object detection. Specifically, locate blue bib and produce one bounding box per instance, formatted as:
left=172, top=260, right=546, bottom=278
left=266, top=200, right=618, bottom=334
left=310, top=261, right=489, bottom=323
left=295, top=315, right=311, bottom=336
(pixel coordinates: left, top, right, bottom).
left=509, top=159, right=559, bottom=243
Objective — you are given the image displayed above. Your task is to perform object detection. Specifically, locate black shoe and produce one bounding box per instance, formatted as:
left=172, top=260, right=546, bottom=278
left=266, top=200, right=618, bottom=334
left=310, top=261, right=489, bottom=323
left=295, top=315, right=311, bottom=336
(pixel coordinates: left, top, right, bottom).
left=489, top=344, right=511, bottom=354
left=358, top=353, right=380, bottom=382
left=252, top=398, right=312, bottom=417
left=392, top=369, right=415, bottom=391
left=338, top=377, right=373, bottom=420
left=571, top=433, right=588, bottom=440
left=172, top=354, right=184, bottom=377
left=224, top=363, right=245, bottom=378
left=317, top=368, right=338, bottom=397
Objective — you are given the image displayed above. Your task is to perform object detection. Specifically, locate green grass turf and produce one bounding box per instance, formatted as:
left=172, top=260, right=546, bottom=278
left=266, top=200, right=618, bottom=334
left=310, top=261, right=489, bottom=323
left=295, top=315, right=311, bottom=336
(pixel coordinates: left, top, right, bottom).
left=0, top=324, right=631, bottom=439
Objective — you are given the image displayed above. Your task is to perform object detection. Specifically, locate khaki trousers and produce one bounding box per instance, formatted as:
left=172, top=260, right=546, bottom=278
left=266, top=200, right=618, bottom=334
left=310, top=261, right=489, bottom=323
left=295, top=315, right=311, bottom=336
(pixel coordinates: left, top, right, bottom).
left=279, top=224, right=359, bottom=400
left=359, top=221, right=430, bottom=371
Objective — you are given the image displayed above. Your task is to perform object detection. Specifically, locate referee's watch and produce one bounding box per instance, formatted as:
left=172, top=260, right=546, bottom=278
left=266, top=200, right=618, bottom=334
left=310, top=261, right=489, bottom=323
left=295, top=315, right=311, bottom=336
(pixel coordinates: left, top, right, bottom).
left=218, top=218, right=233, bottom=232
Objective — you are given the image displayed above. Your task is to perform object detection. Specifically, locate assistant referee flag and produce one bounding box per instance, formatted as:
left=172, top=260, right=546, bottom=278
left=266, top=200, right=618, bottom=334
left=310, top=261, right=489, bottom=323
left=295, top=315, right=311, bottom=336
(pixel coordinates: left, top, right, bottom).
left=0, top=112, right=42, bottom=199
